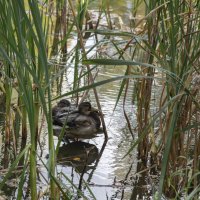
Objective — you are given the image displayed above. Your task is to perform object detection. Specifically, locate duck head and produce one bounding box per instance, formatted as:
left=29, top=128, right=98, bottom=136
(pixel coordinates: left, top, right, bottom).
left=57, top=99, right=71, bottom=108
left=78, top=102, right=101, bottom=128
left=52, top=99, right=71, bottom=117
left=78, top=102, right=98, bottom=115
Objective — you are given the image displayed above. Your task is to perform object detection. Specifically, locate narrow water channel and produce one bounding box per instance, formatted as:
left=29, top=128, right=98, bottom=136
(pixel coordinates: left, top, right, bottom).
left=50, top=66, right=139, bottom=199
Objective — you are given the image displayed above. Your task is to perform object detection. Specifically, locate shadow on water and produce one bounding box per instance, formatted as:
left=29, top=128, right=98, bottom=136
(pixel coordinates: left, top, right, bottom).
left=57, top=141, right=99, bottom=173
left=130, top=162, right=154, bottom=200
left=56, top=140, right=108, bottom=195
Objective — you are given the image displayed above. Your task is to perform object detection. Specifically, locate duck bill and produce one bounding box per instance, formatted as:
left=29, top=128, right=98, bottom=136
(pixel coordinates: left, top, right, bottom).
left=91, top=107, right=99, bottom=112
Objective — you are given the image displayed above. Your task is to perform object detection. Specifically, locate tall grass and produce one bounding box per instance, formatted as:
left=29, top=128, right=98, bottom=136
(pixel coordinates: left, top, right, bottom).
left=139, top=1, right=200, bottom=198
left=0, top=0, right=199, bottom=199
left=0, top=0, right=107, bottom=198
left=80, top=0, right=200, bottom=198
left=0, top=0, right=57, bottom=198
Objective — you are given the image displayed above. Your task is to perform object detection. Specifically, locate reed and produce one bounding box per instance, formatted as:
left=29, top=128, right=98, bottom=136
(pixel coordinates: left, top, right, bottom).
left=143, top=1, right=200, bottom=198
left=0, top=0, right=57, bottom=198
left=68, top=0, right=108, bottom=138
left=80, top=0, right=200, bottom=198
left=0, top=0, right=94, bottom=198
left=0, top=0, right=199, bottom=199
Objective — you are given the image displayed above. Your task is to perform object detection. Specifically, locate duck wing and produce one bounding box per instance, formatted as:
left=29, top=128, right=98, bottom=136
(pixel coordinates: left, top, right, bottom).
left=53, top=111, right=79, bottom=126
left=59, top=104, right=77, bottom=114
left=71, top=115, right=93, bottom=127
left=52, top=103, right=77, bottom=117
left=89, top=112, right=101, bottom=128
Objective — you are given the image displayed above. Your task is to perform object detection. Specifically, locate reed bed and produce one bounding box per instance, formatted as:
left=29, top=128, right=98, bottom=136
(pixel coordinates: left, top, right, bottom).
left=0, top=0, right=199, bottom=199
left=81, top=0, right=200, bottom=198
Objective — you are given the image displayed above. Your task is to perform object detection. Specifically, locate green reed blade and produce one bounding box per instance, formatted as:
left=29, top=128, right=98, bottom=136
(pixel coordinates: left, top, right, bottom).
left=17, top=152, right=29, bottom=200
left=0, top=144, right=31, bottom=190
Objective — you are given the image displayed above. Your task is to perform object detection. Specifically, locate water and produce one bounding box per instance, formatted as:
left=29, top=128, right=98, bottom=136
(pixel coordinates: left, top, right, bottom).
left=50, top=65, right=139, bottom=199
left=46, top=1, right=148, bottom=197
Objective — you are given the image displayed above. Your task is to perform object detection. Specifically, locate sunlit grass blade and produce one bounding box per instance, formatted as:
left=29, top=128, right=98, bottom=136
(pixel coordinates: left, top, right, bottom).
left=87, top=29, right=146, bottom=39
left=53, top=75, right=163, bottom=100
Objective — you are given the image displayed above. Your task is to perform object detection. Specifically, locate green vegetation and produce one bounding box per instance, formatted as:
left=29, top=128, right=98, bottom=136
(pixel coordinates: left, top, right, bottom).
left=0, top=0, right=199, bottom=199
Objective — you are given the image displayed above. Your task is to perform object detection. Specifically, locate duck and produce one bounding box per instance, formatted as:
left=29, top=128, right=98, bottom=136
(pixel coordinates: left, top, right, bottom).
left=52, top=99, right=76, bottom=118
left=53, top=101, right=101, bottom=139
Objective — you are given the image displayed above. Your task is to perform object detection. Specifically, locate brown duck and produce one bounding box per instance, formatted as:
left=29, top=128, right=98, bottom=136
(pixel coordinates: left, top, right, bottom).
left=53, top=101, right=101, bottom=139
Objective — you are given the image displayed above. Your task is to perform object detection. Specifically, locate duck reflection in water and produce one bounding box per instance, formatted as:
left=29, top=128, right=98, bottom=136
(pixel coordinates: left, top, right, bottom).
left=57, top=141, right=99, bottom=173
left=52, top=100, right=102, bottom=140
